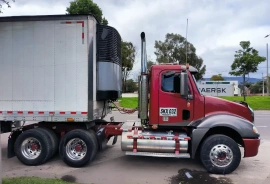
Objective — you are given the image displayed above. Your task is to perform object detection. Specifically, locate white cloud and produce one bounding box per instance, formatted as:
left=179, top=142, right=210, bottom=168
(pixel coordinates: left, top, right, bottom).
left=1, top=0, right=269, bottom=79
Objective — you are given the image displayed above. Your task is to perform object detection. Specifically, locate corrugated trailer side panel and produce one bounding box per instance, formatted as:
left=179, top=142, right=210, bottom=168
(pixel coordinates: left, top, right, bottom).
left=0, top=17, right=91, bottom=121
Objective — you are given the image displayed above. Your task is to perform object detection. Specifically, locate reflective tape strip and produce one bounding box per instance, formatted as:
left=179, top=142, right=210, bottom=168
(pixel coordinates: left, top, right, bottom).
left=61, top=21, right=85, bottom=44
left=0, top=111, right=88, bottom=115
left=126, top=135, right=191, bottom=141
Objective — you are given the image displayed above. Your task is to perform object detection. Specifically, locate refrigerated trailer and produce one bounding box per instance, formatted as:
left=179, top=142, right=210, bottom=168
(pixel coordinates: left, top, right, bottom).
left=0, top=15, right=260, bottom=174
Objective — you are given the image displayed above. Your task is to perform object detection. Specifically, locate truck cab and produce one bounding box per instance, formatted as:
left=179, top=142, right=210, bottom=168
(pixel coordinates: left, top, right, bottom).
left=128, top=32, right=260, bottom=174
left=149, top=64, right=254, bottom=126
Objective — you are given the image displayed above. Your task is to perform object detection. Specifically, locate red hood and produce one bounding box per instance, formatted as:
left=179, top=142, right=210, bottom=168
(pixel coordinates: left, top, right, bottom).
left=204, top=96, right=253, bottom=122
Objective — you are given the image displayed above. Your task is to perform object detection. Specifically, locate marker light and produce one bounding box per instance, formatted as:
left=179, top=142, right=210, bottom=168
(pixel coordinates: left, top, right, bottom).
left=67, top=118, right=74, bottom=122
left=187, top=102, right=190, bottom=108
left=253, top=126, right=259, bottom=134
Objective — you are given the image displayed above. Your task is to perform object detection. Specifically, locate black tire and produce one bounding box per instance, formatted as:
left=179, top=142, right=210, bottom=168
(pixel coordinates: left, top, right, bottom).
left=39, top=127, right=59, bottom=158
left=14, top=128, right=53, bottom=166
left=200, top=134, right=241, bottom=174
left=59, top=129, right=98, bottom=167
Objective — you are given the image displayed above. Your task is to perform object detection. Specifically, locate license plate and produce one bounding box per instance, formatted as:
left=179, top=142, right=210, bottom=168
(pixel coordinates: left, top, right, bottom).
left=160, top=108, right=177, bottom=116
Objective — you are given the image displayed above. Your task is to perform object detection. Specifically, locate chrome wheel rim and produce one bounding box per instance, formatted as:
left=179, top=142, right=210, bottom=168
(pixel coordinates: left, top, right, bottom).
left=21, top=137, right=42, bottom=159
left=66, top=138, right=87, bottom=161
left=209, top=144, right=233, bottom=167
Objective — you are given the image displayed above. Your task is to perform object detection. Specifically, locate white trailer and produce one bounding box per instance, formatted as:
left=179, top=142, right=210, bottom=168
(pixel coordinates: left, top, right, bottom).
left=0, top=15, right=123, bottom=167
left=0, top=15, right=122, bottom=122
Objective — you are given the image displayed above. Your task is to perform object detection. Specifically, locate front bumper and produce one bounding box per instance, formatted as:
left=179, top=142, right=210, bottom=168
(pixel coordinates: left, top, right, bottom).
left=243, top=138, right=260, bottom=157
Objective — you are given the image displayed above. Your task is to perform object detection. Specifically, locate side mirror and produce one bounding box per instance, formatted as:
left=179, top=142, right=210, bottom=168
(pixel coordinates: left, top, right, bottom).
left=180, top=72, right=188, bottom=97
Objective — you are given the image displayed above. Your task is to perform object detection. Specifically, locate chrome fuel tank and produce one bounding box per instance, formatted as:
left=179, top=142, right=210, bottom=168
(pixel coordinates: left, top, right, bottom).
left=121, top=130, right=188, bottom=153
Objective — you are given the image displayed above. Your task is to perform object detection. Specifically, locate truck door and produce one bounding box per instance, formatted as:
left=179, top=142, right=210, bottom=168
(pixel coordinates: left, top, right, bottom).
left=158, top=70, right=194, bottom=126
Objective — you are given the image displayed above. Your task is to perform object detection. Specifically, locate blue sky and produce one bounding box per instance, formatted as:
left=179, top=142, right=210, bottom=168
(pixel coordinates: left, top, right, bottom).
left=1, top=0, right=270, bottom=80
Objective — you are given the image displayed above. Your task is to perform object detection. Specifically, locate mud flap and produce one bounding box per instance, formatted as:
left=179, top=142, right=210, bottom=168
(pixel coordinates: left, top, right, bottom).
left=112, top=135, right=118, bottom=145
left=7, top=130, right=22, bottom=158
left=96, top=127, right=106, bottom=151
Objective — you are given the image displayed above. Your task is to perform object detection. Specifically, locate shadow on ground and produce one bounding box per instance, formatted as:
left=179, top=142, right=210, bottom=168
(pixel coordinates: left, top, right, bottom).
left=61, top=175, right=77, bottom=183
left=168, top=169, right=234, bottom=184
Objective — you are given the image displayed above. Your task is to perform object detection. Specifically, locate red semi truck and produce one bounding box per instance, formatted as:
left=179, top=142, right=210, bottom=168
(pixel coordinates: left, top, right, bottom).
left=0, top=14, right=260, bottom=174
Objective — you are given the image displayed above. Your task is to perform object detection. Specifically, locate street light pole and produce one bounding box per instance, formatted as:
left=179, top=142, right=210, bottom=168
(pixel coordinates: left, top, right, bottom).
left=185, top=18, right=188, bottom=65
left=265, top=34, right=269, bottom=96
left=267, top=43, right=269, bottom=96
left=262, top=73, right=264, bottom=96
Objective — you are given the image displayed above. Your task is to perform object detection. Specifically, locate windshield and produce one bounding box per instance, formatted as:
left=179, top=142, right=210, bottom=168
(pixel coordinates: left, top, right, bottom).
left=192, top=74, right=202, bottom=95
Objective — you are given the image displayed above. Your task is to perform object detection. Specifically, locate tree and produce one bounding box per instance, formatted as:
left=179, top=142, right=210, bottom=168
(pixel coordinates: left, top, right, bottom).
left=229, top=41, right=266, bottom=100
left=122, top=41, right=136, bottom=92
left=131, top=57, right=154, bottom=83
left=125, top=79, right=138, bottom=93
left=147, top=57, right=155, bottom=71
left=210, top=74, right=225, bottom=81
left=154, top=33, right=206, bottom=80
left=0, top=0, right=14, bottom=13
left=250, top=80, right=267, bottom=94
left=66, top=0, right=108, bottom=25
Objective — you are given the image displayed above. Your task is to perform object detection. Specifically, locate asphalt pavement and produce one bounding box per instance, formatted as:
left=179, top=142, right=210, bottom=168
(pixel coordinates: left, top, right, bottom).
left=0, top=110, right=269, bottom=184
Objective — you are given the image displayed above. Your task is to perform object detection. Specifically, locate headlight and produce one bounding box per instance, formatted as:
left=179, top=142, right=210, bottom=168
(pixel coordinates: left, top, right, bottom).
left=253, top=126, right=259, bottom=134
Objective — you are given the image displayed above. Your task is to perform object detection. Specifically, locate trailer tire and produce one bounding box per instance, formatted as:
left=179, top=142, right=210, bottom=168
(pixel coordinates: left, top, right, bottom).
left=200, top=134, right=241, bottom=174
left=59, top=129, right=98, bottom=167
left=39, top=127, right=59, bottom=158
left=14, top=128, right=53, bottom=166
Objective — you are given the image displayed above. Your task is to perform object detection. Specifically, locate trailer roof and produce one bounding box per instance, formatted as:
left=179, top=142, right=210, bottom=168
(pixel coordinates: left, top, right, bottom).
left=0, top=14, right=99, bottom=23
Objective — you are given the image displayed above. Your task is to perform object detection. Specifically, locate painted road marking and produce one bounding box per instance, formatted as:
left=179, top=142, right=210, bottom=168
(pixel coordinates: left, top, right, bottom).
left=257, top=126, right=268, bottom=128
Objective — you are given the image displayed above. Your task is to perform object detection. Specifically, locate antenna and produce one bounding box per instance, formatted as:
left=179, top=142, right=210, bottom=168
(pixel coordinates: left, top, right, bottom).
left=185, top=18, right=188, bottom=65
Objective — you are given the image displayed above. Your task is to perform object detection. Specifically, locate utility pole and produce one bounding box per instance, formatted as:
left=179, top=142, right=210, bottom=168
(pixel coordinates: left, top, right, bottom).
left=243, top=70, right=246, bottom=101
left=265, top=34, right=269, bottom=96
left=267, top=43, right=269, bottom=96
left=262, top=73, right=264, bottom=96
left=266, top=43, right=270, bottom=96
left=185, top=18, right=188, bottom=65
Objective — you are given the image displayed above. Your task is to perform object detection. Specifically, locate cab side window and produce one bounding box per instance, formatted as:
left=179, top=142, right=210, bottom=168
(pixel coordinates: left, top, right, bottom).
left=161, top=71, right=190, bottom=94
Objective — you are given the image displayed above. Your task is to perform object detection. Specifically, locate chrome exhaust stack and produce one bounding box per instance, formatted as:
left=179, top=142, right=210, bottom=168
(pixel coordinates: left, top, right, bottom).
left=138, top=32, right=149, bottom=123
left=140, top=32, right=147, bottom=73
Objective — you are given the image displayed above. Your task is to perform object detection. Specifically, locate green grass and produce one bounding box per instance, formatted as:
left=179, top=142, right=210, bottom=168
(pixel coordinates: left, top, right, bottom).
left=119, top=96, right=270, bottom=110
left=219, top=96, right=270, bottom=110
left=3, top=177, right=77, bottom=184
left=119, top=97, right=138, bottom=109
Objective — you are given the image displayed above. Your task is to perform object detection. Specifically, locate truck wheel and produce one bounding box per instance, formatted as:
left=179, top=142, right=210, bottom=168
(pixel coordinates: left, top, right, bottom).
left=200, top=134, right=241, bottom=174
left=59, top=129, right=98, bottom=167
left=14, top=128, right=53, bottom=166
left=39, top=127, right=59, bottom=158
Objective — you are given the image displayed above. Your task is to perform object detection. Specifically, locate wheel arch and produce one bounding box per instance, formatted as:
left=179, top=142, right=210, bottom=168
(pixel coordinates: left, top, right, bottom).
left=193, top=126, right=244, bottom=159
left=190, top=113, right=258, bottom=159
